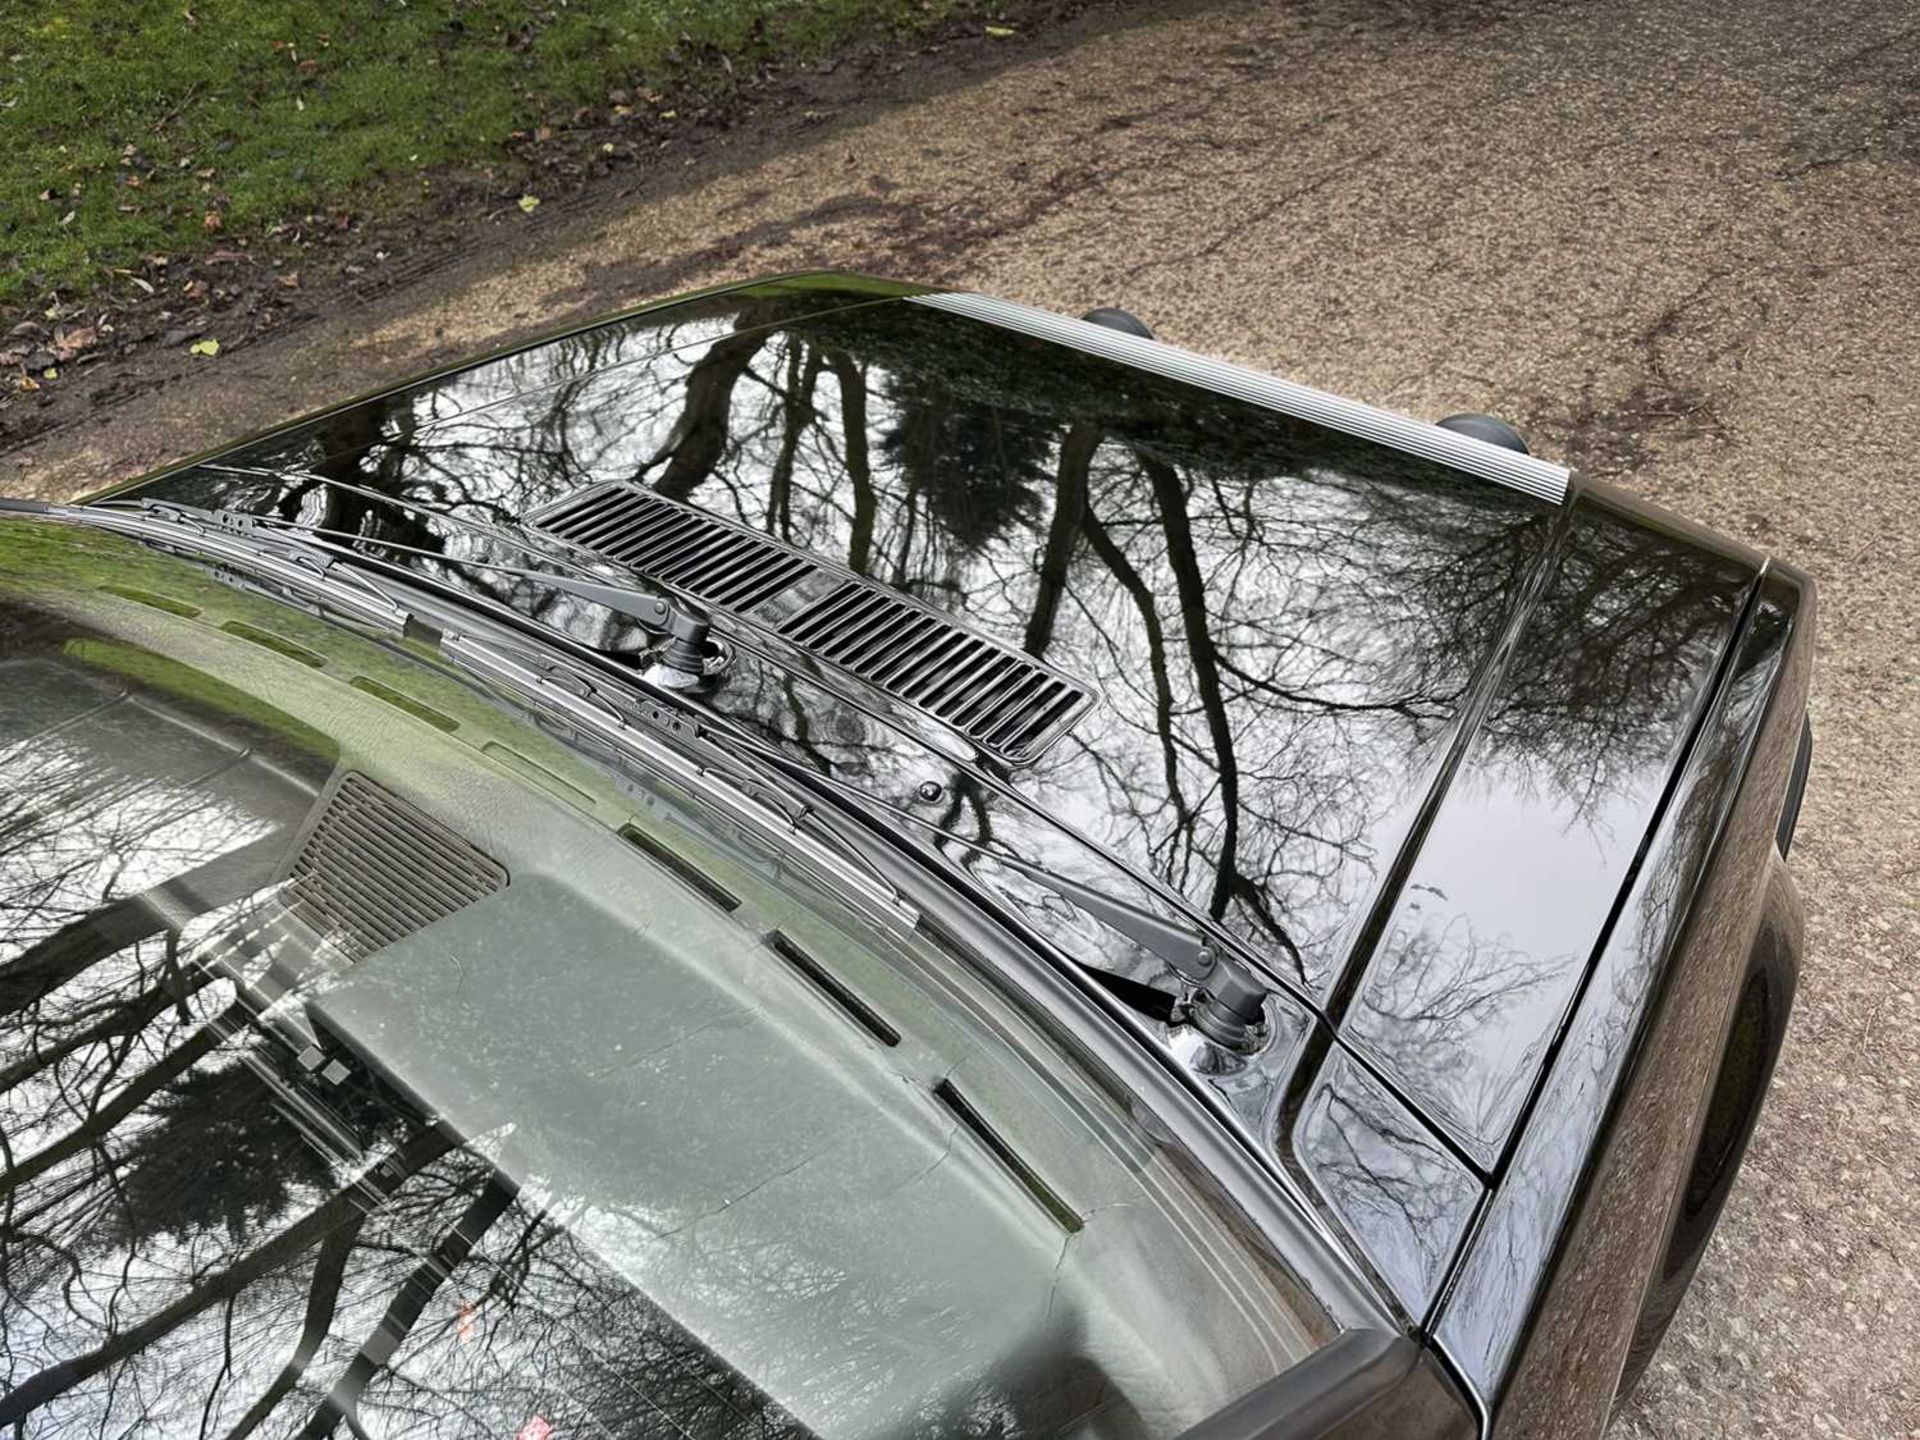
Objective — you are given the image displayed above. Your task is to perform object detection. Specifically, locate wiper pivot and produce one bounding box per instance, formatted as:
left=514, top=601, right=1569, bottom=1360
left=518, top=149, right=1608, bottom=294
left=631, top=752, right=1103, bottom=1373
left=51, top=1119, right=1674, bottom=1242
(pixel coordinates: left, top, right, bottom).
left=979, top=848, right=1271, bottom=1050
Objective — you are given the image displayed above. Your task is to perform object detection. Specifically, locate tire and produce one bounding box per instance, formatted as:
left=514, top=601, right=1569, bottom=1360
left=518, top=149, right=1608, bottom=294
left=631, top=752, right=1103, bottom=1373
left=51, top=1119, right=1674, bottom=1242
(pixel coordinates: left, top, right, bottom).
left=1616, top=930, right=1797, bottom=1402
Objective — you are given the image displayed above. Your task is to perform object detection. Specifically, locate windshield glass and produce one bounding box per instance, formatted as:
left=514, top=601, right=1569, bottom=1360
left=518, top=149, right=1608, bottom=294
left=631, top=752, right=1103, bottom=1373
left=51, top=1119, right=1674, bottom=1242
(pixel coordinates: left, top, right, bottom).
left=0, top=516, right=1337, bottom=1439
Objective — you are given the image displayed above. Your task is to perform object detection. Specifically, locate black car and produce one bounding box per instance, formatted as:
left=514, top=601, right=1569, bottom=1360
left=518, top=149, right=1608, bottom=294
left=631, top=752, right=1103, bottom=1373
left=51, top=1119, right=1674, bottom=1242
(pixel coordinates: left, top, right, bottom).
left=0, top=274, right=1813, bottom=1439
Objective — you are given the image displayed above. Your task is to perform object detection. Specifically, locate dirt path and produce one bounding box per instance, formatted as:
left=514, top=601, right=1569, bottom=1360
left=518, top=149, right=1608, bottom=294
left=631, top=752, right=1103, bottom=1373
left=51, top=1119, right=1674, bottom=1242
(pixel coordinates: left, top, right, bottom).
left=6, top=1, right=1916, bottom=1434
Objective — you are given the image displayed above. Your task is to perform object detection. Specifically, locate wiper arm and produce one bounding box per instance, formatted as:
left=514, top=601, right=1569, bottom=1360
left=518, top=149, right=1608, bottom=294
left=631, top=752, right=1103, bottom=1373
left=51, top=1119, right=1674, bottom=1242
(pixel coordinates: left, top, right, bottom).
left=958, top=842, right=1271, bottom=1048
left=424, top=619, right=1254, bottom=1040
left=707, top=730, right=1274, bottom=1049
left=192, top=466, right=701, bottom=640
left=101, top=498, right=675, bottom=626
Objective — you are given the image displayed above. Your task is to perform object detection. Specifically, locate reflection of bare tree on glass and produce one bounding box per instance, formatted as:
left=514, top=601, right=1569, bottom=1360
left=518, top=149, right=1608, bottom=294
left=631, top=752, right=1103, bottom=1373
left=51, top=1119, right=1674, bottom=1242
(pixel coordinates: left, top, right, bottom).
left=151, top=294, right=1755, bottom=1052
left=878, top=365, right=1052, bottom=588
left=1347, top=916, right=1562, bottom=1139
left=1292, top=1051, right=1480, bottom=1311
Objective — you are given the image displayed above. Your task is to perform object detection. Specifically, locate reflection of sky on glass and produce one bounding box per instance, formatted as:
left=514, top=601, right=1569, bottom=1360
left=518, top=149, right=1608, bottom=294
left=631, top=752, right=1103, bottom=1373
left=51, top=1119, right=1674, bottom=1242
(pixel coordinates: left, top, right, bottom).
left=0, top=664, right=278, bottom=1161
left=0, top=670, right=274, bottom=959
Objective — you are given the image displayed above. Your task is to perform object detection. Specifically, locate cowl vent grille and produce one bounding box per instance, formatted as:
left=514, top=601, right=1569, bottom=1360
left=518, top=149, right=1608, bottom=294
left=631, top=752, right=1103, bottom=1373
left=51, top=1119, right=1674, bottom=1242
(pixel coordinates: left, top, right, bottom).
left=530, top=482, right=1093, bottom=766
left=533, top=482, right=815, bottom=614
left=780, top=581, right=1090, bottom=765
left=288, top=773, right=507, bottom=962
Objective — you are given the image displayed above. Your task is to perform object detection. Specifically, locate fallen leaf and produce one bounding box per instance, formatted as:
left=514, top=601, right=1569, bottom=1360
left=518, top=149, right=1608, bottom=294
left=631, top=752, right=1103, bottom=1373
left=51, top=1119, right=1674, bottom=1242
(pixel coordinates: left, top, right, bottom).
left=42, top=367, right=58, bottom=380
left=517, top=193, right=540, bottom=213
left=278, top=272, right=300, bottom=289
left=52, top=326, right=96, bottom=360
left=202, top=208, right=222, bottom=231
left=985, top=24, right=1017, bottom=37
left=129, top=276, right=155, bottom=294
left=188, top=338, right=219, bottom=356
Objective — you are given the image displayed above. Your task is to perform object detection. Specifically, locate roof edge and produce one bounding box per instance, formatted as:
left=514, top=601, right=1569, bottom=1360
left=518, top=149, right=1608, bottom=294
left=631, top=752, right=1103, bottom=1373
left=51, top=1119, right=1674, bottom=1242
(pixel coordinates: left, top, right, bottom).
left=910, top=290, right=1571, bottom=506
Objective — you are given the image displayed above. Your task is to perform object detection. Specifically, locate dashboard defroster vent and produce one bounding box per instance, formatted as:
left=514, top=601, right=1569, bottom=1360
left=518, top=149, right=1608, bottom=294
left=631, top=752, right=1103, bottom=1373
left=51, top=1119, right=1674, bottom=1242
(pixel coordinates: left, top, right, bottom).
left=288, top=773, right=507, bottom=963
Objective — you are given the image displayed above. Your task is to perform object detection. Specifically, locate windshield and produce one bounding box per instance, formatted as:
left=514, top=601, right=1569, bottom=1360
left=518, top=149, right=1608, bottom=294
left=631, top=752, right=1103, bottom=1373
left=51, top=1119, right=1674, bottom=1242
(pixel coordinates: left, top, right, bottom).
left=0, top=516, right=1340, bottom=1439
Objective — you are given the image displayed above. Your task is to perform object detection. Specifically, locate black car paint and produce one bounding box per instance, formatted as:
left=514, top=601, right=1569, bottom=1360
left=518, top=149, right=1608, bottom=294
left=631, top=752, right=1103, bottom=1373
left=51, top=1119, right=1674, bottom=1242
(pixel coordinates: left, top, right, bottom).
left=77, top=273, right=1812, bottom=1434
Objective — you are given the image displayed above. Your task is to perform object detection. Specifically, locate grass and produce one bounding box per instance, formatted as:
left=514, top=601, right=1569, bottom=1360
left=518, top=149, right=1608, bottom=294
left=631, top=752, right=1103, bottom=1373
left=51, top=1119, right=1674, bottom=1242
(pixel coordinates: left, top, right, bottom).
left=0, top=1, right=990, bottom=311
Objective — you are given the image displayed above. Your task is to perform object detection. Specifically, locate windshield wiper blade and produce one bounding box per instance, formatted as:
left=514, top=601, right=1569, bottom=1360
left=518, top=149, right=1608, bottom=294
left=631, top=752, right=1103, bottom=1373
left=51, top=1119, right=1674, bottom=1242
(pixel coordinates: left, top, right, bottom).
left=425, top=622, right=1223, bottom=1037
left=161, top=472, right=745, bottom=686
left=100, top=497, right=688, bottom=630
left=195, top=464, right=594, bottom=576
left=10, top=496, right=414, bottom=634
left=93, top=496, right=730, bottom=688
